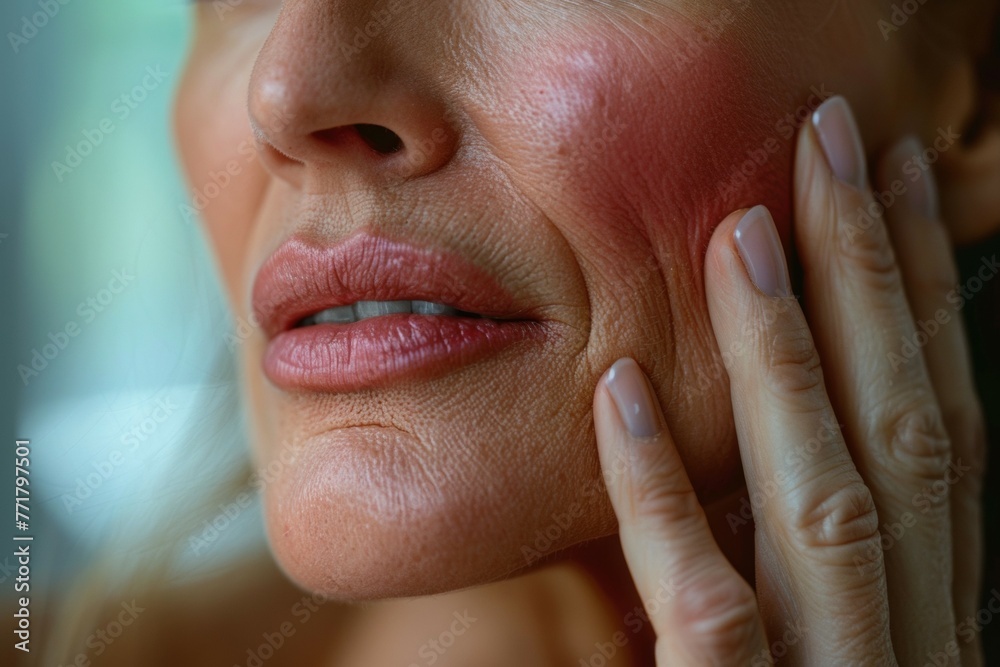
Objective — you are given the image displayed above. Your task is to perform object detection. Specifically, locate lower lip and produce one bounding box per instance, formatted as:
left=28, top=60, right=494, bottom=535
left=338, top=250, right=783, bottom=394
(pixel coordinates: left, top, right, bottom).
left=263, top=315, right=544, bottom=392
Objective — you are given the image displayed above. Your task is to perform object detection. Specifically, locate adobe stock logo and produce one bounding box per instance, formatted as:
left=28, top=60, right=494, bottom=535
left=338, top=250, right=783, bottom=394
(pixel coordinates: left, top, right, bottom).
left=50, top=66, right=169, bottom=182
left=60, top=396, right=179, bottom=514
left=878, top=0, right=932, bottom=40
left=7, top=0, right=73, bottom=54
left=338, top=0, right=418, bottom=61
left=17, top=268, right=135, bottom=385
left=888, top=253, right=999, bottom=372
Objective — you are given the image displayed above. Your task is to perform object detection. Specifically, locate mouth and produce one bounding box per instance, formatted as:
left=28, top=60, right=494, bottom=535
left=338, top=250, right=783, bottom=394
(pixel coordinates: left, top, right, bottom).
left=293, top=300, right=488, bottom=327
left=252, top=232, right=547, bottom=392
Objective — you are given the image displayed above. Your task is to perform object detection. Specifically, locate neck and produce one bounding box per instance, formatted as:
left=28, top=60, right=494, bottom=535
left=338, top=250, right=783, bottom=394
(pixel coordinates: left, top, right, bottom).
left=548, top=535, right=658, bottom=666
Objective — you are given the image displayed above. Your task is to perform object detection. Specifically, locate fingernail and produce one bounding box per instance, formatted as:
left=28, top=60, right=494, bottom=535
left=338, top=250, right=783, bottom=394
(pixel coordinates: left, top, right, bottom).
left=734, top=205, right=792, bottom=298
left=812, top=95, right=868, bottom=189
left=883, top=135, right=940, bottom=219
left=604, top=358, right=663, bottom=439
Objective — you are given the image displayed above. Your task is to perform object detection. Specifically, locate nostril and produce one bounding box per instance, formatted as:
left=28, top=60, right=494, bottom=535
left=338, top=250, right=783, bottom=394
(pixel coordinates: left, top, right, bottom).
left=354, top=123, right=404, bottom=154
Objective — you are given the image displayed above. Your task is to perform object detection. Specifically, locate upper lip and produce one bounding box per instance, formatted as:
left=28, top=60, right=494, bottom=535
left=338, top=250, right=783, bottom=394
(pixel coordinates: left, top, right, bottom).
left=252, top=231, right=536, bottom=339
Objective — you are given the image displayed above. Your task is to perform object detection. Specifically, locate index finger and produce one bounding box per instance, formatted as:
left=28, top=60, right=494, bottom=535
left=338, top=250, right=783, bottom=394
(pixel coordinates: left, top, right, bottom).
left=594, top=357, right=769, bottom=666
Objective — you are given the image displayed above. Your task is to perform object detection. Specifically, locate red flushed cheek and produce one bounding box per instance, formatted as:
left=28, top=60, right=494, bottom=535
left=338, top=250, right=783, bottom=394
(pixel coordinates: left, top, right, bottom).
left=478, top=23, right=808, bottom=499
left=490, top=23, right=796, bottom=257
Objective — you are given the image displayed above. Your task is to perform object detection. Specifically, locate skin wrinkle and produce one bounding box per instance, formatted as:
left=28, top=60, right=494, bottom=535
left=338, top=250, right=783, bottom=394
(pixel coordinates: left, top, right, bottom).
left=338, top=5, right=764, bottom=584
left=171, top=3, right=1000, bottom=635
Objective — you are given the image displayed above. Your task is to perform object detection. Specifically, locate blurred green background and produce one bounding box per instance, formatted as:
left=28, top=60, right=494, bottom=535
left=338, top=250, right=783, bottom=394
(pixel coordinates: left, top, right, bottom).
left=5, top=0, right=263, bottom=621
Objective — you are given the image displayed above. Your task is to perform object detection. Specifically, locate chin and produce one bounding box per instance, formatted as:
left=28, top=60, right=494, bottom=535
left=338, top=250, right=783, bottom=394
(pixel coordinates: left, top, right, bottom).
left=260, top=432, right=615, bottom=600
left=250, top=328, right=742, bottom=600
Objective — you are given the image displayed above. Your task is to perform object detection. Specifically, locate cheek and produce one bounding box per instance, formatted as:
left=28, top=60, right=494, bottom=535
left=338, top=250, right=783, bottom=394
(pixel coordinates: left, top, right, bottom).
left=174, top=36, right=270, bottom=310
left=476, top=22, right=807, bottom=496
left=487, top=23, right=796, bottom=260
left=586, top=57, right=793, bottom=248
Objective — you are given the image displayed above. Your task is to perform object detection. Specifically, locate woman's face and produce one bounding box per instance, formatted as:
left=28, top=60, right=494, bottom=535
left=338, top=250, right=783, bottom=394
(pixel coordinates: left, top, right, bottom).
left=174, top=0, right=977, bottom=599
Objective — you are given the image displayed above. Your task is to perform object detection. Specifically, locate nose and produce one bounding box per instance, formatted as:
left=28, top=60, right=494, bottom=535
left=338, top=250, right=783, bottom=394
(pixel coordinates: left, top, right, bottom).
left=247, top=0, right=458, bottom=190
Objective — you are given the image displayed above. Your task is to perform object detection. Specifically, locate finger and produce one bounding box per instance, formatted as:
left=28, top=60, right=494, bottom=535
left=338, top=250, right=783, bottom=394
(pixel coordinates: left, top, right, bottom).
left=705, top=206, right=895, bottom=664
left=878, top=139, right=987, bottom=666
left=595, top=358, right=768, bottom=666
left=792, top=97, right=957, bottom=664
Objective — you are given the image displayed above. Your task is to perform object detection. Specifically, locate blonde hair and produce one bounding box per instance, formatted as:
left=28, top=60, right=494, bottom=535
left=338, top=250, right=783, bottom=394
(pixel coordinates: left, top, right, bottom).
left=44, top=361, right=259, bottom=666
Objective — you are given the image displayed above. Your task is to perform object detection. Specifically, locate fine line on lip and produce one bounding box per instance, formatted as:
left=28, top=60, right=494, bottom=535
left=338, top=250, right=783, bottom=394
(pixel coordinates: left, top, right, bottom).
left=251, top=232, right=534, bottom=339
left=263, top=309, right=545, bottom=392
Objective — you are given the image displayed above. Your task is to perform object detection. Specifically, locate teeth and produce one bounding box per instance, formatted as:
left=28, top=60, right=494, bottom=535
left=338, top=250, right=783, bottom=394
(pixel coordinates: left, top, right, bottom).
left=411, top=300, right=458, bottom=315
left=313, top=305, right=356, bottom=324
left=301, top=300, right=469, bottom=326
left=354, top=300, right=412, bottom=319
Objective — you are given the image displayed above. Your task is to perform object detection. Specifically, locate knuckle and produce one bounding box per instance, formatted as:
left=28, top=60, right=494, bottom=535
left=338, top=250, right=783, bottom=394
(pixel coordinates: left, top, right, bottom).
left=789, top=476, right=881, bottom=553
left=838, top=209, right=903, bottom=292
left=631, top=473, right=703, bottom=528
left=663, top=575, right=761, bottom=659
left=762, top=321, right=826, bottom=400
left=628, top=447, right=703, bottom=526
left=880, top=401, right=952, bottom=486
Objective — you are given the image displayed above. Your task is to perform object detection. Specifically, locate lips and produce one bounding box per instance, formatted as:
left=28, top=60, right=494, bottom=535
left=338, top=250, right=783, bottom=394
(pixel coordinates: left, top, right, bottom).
left=252, top=233, right=546, bottom=392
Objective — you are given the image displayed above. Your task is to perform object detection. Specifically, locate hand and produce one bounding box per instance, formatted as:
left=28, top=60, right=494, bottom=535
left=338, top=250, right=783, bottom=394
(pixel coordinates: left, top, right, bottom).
left=593, top=96, right=986, bottom=666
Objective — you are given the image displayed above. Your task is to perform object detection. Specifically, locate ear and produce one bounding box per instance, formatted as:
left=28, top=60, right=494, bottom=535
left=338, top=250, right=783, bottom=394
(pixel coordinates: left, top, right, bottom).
left=933, top=4, right=1000, bottom=245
